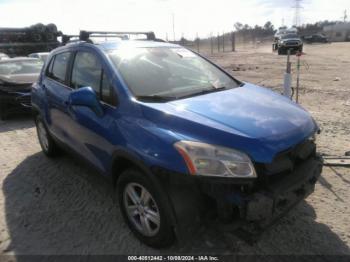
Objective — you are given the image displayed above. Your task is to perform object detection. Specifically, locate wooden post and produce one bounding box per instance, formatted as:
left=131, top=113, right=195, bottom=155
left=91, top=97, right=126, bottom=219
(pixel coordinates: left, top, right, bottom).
left=231, top=32, right=236, bottom=52
left=222, top=32, right=225, bottom=52
left=196, top=32, right=199, bottom=53
left=217, top=32, right=220, bottom=52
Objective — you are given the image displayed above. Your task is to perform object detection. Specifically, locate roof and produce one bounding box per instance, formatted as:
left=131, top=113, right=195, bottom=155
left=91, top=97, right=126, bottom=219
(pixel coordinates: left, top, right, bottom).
left=96, top=40, right=179, bottom=51
left=62, top=40, right=179, bottom=50
left=49, top=40, right=181, bottom=57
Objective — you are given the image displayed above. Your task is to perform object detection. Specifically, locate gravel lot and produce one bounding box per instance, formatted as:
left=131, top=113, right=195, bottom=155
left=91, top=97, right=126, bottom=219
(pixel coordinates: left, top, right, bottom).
left=0, top=42, right=349, bottom=257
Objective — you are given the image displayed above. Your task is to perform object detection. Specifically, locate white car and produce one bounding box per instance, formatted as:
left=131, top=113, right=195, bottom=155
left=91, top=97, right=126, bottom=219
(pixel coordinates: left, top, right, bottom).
left=28, top=52, right=49, bottom=63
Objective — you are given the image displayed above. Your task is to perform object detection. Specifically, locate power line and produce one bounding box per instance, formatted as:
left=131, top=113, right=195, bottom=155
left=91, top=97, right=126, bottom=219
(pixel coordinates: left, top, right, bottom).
left=292, top=0, right=303, bottom=27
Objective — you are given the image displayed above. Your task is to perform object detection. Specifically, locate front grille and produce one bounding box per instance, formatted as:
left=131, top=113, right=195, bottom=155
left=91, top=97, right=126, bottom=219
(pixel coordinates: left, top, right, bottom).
left=285, top=42, right=299, bottom=46
left=255, top=139, right=316, bottom=185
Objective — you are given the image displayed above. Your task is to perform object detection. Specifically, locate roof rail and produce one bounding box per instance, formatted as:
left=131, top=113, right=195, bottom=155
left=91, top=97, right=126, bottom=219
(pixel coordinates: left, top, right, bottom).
left=79, top=30, right=156, bottom=42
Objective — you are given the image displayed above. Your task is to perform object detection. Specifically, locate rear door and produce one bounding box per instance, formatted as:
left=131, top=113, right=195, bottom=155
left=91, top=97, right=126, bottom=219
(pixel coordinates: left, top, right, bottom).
left=42, top=51, right=74, bottom=144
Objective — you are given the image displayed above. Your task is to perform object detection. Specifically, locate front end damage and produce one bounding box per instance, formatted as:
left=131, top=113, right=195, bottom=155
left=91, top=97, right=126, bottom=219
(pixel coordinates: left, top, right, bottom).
left=153, top=139, right=323, bottom=242
left=0, top=84, right=32, bottom=119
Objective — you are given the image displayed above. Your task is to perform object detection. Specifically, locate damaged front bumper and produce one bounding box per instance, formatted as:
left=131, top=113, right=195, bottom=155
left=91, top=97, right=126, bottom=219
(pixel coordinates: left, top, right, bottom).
left=0, top=91, right=32, bottom=117
left=153, top=154, right=323, bottom=239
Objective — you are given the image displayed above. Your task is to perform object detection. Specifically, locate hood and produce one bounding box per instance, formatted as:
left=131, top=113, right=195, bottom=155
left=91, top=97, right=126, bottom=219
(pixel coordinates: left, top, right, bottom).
left=169, top=83, right=314, bottom=139
left=140, top=83, right=316, bottom=163
left=0, top=73, right=39, bottom=85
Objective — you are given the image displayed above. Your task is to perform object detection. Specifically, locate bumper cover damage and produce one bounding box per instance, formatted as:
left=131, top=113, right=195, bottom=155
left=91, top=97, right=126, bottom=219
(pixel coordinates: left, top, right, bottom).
left=153, top=155, right=323, bottom=242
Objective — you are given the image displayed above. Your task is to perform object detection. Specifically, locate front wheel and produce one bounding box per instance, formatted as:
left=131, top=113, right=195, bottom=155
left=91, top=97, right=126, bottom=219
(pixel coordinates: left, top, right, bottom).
left=35, top=116, right=60, bottom=157
left=117, top=169, right=175, bottom=248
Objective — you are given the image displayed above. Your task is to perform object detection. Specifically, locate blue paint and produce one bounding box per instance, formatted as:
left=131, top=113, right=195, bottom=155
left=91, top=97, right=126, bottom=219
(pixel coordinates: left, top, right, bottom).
left=32, top=40, right=317, bottom=177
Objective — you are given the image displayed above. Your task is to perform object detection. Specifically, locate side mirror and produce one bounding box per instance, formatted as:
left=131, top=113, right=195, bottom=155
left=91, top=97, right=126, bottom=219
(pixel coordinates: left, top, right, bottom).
left=69, top=87, right=103, bottom=116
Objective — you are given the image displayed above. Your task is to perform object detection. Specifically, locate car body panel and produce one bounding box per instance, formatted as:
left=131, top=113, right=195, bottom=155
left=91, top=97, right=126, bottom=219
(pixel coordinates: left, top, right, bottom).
left=139, top=84, right=316, bottom=164
left=32, top=41, right=317, bottom=175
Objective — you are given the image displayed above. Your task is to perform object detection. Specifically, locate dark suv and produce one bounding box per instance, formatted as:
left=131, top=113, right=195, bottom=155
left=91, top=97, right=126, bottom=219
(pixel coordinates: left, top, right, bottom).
left=31, top=32, right=322, bottom=247
left=276, top=33, right=303, bottom=55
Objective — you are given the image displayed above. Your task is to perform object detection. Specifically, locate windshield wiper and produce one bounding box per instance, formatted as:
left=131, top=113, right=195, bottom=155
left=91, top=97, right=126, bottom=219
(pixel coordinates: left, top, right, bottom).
left=136, top=95, right=177, bottom=102
left=178, top=86, right=227, bottom=99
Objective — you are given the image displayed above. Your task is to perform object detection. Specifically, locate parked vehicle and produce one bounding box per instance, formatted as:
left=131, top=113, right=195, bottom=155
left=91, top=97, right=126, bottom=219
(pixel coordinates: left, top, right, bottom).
left=0, top=52, right=9, bottom=60
left=28, top=52, right=49, bottom=63
left=32, top=31, right=322, bottom=247
left=276, top=33, right=303, bottom=55
left=273, top=27, right=298, bottom=51
left=0, top=57, right=43, bottom=120
left=302, top=34, right=329, bottom=44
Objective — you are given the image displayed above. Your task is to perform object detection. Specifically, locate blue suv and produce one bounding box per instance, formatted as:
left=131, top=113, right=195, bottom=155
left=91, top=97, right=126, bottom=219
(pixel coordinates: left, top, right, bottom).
left=32, top=31, right=322, bottom=247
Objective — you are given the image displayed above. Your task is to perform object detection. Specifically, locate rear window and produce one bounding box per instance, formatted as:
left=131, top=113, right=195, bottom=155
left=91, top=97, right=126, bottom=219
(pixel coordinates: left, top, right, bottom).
left=47, top=52, right=71, bottom=83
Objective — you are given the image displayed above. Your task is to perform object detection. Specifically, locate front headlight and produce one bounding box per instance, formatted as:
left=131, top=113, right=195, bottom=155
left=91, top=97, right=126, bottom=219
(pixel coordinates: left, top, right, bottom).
left=174, top=141, right=256, bottom=178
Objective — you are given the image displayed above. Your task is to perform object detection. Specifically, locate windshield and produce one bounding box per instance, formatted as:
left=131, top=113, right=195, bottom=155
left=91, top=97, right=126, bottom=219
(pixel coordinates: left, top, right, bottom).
left=108, top=47, right=239, bottom=100
left=282, top=34, right=299, bottom=39
left=0, top=60, right=43, bottom=75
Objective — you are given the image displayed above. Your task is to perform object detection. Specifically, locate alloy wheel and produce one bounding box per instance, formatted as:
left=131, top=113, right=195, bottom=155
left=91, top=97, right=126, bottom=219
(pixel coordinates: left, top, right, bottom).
left=123, top=183, right=161, bottom=237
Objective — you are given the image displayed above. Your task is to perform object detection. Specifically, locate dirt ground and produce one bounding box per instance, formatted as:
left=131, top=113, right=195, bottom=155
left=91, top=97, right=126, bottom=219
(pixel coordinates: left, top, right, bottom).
left=0, top=42, right=349, bottom=257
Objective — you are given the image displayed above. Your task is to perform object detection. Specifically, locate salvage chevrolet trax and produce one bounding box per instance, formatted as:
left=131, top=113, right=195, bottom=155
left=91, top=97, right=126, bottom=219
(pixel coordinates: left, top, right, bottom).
left=31, top=35, right=323, bottom=248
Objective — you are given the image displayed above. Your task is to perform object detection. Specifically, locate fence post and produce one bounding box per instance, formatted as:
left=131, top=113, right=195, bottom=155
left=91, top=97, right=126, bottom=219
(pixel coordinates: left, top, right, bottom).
left=231, top=32, right=235, bottom=52
left=210, top=34, right=213, bottom=54
left=222, top=32, right=225, bottom=52
left=217, top=32, right=220, bottom=52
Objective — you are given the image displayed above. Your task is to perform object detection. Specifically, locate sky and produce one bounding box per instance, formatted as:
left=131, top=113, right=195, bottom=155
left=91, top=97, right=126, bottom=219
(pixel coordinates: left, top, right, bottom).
left=0, top=0, right=349, bottom=40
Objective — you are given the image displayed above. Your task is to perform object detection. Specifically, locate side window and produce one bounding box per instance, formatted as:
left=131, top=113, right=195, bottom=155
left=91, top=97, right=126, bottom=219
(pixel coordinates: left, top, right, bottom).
left=50, top=52, right=71, bottom=83
left=46, top=56, right=55, bottom=77
left=71, top=52, right=102, bottom=94
left=101, top=71, right=117, bottom=106
left=71, top=51, right=117, bottom=106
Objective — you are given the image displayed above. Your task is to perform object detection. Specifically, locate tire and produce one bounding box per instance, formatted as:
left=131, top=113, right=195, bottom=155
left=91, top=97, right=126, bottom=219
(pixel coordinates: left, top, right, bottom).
left=117, top=168, right=175, bottom=248
left=46, top=23, right=58, bottom=33
left=35, top=115, right=60, bottom=157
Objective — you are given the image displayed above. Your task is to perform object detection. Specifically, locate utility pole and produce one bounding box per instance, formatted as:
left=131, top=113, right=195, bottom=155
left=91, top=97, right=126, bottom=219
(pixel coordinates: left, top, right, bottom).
left=343, top=10, right=348, bottom=22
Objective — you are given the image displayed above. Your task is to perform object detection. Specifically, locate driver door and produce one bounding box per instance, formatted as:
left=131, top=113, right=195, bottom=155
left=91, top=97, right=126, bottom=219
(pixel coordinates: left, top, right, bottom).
left=66, top=50, right=118, bottom=173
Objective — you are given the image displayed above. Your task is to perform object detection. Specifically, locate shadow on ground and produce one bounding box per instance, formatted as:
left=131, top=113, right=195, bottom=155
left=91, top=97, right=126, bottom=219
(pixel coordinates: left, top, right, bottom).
left=2, top=152, right=350, bottom=256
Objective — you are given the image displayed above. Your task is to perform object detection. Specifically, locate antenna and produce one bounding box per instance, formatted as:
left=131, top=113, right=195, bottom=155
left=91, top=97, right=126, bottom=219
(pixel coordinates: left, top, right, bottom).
left=292, top=0, right=303, bottom=27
